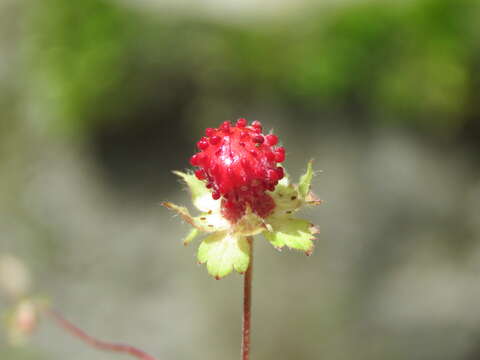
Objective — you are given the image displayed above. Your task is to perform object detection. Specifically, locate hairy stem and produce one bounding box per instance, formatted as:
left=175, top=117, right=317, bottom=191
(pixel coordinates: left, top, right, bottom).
left=46, top=309, right=159, bottom=360
left=242, top=236, right=253, bottom=360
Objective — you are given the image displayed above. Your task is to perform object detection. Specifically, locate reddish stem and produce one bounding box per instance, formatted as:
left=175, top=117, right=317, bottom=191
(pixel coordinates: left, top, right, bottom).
left=46, top=309, right=159, bottom=360
left=242, top=236, right=253, bottom=360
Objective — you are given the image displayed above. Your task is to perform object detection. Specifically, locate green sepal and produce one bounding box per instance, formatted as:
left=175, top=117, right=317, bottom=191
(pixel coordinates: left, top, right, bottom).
left=197, top=232, right=250, bottom=279
left=298, top=160, right=314, bottom=200
left=162, top=202, right=229, bottom=232
left=269, top=183, right=302, bottom=216
left=183, top=228, right=200, bottom=246
left=305, top=191, right=323, bottom=206
left=263, top=217, right=317, bottom=254
left=234, top=206, right=267, bottom=236
left=162, top=202, right=204, bottom=229
left=173, top=171, right=218, bottom=212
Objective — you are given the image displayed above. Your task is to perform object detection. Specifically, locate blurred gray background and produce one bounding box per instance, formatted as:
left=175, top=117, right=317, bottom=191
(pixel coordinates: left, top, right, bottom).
left=1, top=0, right=480, bottom=359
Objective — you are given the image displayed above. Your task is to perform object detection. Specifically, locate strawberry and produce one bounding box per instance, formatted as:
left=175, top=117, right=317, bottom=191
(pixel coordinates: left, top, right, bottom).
left=190, top=119, right=285, bottom=222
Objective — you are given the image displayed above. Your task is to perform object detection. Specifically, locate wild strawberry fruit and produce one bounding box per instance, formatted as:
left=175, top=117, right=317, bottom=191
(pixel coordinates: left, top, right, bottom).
left=190, top=119, right=286, bottom=222
left=164, top=119, right=320, bottom=279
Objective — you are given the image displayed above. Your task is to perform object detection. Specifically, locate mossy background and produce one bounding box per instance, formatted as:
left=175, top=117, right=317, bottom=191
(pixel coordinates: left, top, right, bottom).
left=1, top=0, right=480, bottom=359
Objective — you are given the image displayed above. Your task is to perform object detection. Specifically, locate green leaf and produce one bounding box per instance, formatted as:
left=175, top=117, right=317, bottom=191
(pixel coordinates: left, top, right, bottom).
left=298, top=160, right=314, bottom=200
left=173, top=171, right=219, bottom=212
left=264, top=217, right=317, bottom=254
left=183, top=228, right=200, bottom=246
left=197, top=232, right=250, bottom=279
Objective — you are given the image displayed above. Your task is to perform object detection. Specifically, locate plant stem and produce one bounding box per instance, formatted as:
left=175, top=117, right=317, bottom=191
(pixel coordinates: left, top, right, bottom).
left=46, top=309, right=159, bottom=360
left=242, top=236, right=253, bottom=360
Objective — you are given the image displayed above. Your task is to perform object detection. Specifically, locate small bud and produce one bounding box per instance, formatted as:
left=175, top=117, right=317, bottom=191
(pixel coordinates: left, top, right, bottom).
left=7, top=299, right=39, bottom=346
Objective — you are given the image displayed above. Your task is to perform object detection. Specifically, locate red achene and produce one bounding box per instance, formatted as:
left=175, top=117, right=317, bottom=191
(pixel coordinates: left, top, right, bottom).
left=190, top=119, right=285, bottom=222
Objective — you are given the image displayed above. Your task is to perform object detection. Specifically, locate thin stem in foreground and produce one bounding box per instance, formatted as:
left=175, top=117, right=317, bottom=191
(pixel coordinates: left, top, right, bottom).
left=46, top=309, right=159, bottom=360
left=242, top=236, right=253, bottom=360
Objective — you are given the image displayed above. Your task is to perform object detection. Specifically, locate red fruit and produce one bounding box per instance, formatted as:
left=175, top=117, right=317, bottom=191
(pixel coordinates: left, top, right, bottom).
left=190, top=119, right=286, bottom=222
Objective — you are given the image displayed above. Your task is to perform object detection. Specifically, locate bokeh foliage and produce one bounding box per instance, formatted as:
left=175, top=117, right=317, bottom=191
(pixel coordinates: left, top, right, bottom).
left=26, top=0, right=480, bottom=138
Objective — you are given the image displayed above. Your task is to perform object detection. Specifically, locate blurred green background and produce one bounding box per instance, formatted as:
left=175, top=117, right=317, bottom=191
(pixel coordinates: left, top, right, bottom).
left=1, top=0, right=480, bottom=359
